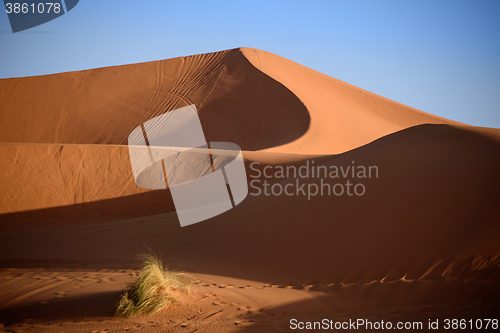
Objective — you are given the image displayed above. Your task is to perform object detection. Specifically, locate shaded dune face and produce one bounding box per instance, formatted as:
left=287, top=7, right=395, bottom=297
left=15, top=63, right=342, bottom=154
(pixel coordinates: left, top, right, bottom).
left=147, top=124, right=500, bottom=284
left=0, top=49, right=310, bottom=151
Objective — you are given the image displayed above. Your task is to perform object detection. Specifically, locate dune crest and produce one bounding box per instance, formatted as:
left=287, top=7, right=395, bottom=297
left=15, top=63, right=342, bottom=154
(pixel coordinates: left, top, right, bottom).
left=241, top=47, right=458, bottom=154
left=1, top=47, right=459, bottom=155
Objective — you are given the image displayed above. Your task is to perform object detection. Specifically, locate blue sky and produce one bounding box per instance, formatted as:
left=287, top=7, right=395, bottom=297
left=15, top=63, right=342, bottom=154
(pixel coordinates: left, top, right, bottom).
left=1, top=0, right=499, bottom=128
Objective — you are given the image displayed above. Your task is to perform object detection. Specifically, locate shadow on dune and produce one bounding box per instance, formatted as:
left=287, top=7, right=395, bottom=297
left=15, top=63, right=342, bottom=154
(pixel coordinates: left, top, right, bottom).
left=0, top=291, right=121, bottom=325
left=0, top=189, right=175, bottom=220
left=234, top=283, right=500, bottom=333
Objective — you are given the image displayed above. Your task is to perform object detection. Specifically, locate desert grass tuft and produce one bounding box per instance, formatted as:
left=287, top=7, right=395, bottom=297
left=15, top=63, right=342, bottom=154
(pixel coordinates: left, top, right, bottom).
left=116, top=252, right=196, bottom=318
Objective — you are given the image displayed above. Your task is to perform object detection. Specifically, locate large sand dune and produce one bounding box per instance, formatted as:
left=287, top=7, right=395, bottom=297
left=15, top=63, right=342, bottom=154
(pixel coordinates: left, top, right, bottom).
left=0, top=48, right=455, bottom=153
left=1, top=48, right=499, bottom=331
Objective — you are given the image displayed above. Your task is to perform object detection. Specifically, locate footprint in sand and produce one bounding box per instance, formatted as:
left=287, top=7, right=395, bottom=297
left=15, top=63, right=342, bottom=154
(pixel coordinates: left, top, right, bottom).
left=234, top=320, right=254, bottom=327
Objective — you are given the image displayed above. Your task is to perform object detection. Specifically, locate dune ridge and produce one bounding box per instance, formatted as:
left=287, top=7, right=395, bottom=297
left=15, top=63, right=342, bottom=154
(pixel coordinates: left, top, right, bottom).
left=1, top=47, right=457, bottom=154
left=0, top=48, right=310, bottom=151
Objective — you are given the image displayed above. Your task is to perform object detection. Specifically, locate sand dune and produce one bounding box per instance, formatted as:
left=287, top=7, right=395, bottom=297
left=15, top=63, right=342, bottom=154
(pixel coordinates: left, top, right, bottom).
left=0, top=48, right=455, bottom=154
left=0, top=47, right=463, bottom=215
left=0, top=49, right=310, bottom=151
left=2, top=124, right=499, bottom=280
left=241, top=48, right=458, bottom=154
left=1, top=48, right=499, bottom=331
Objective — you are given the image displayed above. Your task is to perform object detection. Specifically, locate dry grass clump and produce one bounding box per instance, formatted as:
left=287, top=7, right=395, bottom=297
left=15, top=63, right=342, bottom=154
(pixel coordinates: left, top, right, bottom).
left=116, top=252, right=196, bottom=317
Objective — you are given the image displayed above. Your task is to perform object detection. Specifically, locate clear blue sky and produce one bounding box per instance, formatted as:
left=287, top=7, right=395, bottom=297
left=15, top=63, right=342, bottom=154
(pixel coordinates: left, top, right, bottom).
left=1, top=0, right=499, bottom=128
